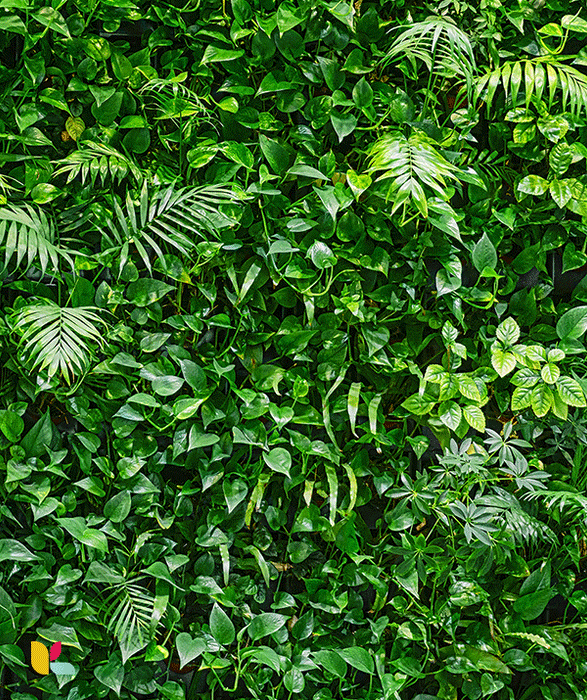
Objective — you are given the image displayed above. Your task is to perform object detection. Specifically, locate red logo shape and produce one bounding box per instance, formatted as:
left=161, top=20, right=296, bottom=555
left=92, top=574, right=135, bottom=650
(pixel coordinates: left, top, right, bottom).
left=50, top=642, right=62, bottom=662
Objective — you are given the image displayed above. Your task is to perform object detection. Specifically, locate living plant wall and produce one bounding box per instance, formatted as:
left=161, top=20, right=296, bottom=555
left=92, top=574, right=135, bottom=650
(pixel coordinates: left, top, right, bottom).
left=1, top=0, right=587, bottom=698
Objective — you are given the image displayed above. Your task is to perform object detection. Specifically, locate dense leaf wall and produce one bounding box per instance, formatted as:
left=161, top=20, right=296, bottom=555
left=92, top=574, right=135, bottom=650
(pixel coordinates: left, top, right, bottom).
left=1, top=1, right=587, bottom=698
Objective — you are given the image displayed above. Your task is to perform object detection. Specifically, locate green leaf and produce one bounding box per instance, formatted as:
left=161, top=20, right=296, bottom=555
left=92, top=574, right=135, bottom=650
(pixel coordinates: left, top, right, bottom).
left=37, top=623, right=82, bottom=651
left=517, top=175, right=549, bottom=196
left=330, top=110, right=357, bottom=142
left=95, top=657, right=125, bottom=696
left=263, top=447, right=292, bottom=477
left=32, top=7, right=70, bottom=37
left=104, top=490, right=131, bottom=523
left=39, top=88, right=71, bottom=114
left=362, top=325, right=390, bottom=356
left=0, top=15, right=26, bottom=34
left=556, top=376, right=587, bottom=406
left=223, top=478, right=248, bottom=513
left=287, top=164, right=328, bottom=180
left=0, top=539, right=39, bottom=563
left=323, top=0, right=355, bottom=30
left=472, top=233, right=497, bottom=273
left=352, top=77, right=373, bottom=108
left=531, top=383, right=553, bottom=417
left=491, top=348, right=517, bottom=377
left=247, top=613, right=288, bottom=641
left=201, top=46, right=245, bottom=63
left=511, top=385, right=533, bottom=411
left=306, top=241, right=337, bottom=269
left=537, top=114, right=569, bottom=143
left=458, top=376, right=481, bottom=402
left=496, top=317, right=520, bottom=345
left=0, top=411, right=24, bottom=442
left=462, top=405, right=485, bottom=432
left=541, top=363, right=560, bottom=384
left=259, top=135, right=292, bottom=175
left=175, top=633, right=206, bottom=669
left=80, top=529, right=109, bottom=551
left=346, top=170, right=372, bottom=199
left=513, top=589, right=553, bottom=621
left=313, top=650, right=347, bottom=678
left=127, top=279, right=175, bottom=307
left=438, top=401, right=462, bottom=430
left=337, top=647, right=374, bottom=675
left=210, top=604, right=235, bottom=645
left=31, top=183, right=61, bottom=204
left=556, top=306, right=587, bottom=340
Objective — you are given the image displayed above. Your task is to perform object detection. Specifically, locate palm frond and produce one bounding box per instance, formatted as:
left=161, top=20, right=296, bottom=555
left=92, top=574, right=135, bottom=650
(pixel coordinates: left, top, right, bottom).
left=102, top=576, right=161, bottom=664
left=52, top=141, right=143, bottom=187
left=382, top=17, right=477, bottom=95
left=365, top=131, right=461, bottom=217
left=13, top=302, right=105, bottom=384
left=476, top=59, right=587, bottom=116
left=103, top=180, right=244, bottom=275
left=139, top=77, right=208, bottom=124
left=0, top=204, right=74, bottom=275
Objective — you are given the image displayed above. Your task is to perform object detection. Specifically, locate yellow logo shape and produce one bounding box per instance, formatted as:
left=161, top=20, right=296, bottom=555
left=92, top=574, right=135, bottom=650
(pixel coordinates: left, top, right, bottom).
left=30, top=641, right=49, bottom=675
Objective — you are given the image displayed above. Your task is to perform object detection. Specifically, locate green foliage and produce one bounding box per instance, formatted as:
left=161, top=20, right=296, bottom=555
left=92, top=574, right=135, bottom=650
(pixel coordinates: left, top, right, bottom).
left=0, top=0, right=587, bottom=699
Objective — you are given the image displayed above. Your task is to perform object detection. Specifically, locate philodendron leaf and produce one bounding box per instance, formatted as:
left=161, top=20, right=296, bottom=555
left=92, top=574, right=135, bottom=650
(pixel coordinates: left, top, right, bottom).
left=104, top=490, right=131, bottom=523
left=175, top=633, right=206, bottom=669
left=209, top=604, right=235, bottom=646
left=330, top=110, right=357, bottom=142
left=223, top=478, right=248, bottom=512
left=556, top=306, right=587, bottom=340
left=0, top=539, right=39, bottom=562
left=337, top=647, right=374, bottom=675
left=95, top=658, right=125, bottom=696
left=263, top=447, right=292, bottom=477
left=472, top=232, right=497, bottom=273
left=247, top=613, right=288, bottom=641
left=306, top=241, right=337, bottom=269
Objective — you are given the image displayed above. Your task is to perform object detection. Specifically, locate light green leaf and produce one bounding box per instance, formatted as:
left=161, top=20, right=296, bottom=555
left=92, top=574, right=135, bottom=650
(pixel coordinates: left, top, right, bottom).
left=556, top=376, right=587, bottom=406
left=463, top=405, right=485, bottom=432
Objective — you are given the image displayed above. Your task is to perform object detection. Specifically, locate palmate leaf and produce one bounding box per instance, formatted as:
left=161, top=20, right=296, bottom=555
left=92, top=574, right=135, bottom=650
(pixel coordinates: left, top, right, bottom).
left=0, top=204, right=74, bottom=275
left=52, top=141, right=143, bottom=187
left=14, top=302, right=104, bottom=384
left=103, top=180, right=243, bottom=275
left=382, top=17, right=477, bottom=98
left=477, top=58, right=587, bottom=116
left=365, top=131, right=460, bottom=217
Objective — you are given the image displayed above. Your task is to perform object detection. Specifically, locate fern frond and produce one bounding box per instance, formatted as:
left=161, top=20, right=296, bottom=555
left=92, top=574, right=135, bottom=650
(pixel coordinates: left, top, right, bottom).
left=103, top=180, right=244, bottom=275
left=0, top=204, right=74, bottom=275
left=13, top=302, right=105, bottom=384
left=52, top=141, right=143, bottom=187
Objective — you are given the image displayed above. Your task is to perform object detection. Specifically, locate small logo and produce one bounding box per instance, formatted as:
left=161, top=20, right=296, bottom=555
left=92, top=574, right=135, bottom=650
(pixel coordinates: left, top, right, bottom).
left=30, top=641, right=75, bottom=675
